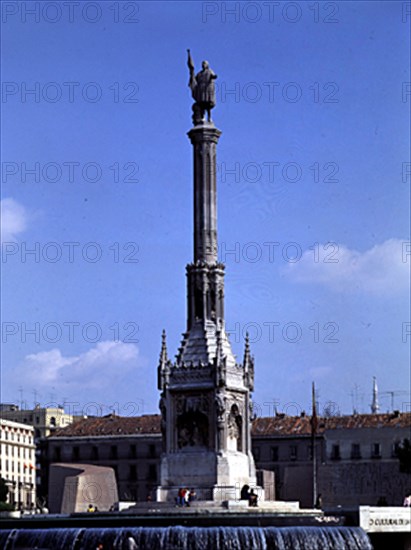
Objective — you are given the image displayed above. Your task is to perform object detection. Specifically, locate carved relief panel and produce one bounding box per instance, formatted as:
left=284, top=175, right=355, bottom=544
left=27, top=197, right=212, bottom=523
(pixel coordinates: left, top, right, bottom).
left=173, top=393, right=211, bottom=450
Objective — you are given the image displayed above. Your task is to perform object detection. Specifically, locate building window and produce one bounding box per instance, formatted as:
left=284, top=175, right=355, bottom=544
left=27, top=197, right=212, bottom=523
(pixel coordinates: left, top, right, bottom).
left=351, top=443, right=361, bottom=459
left=148, top=464, right=157, bottom=480
left=371, top=443, right=381, bottom=458
left=253, top=446, right=260, bottom=461
left=129, top=444, right=137, bottom=458
left=307, top=445, right=313, bottom=461
left=129, top=465, right=137, bottom=481
left=36, top=417, right=40, bottom=424
left=290, top=446, right=298, bottom=461
left=148, top=444, right=156, bottom=458
left=110, top=446, right=118, bottom=459
left=50, top=417, right=56, bottom=427
left=72, top=446, right=80, bottom=461
left=91, top=446, right=99, bottom=460
left=331, top=444, right=341, bottom=460
left=391, top=442, right=400, bottom=458
left=270, top=446, right=279, bottom=462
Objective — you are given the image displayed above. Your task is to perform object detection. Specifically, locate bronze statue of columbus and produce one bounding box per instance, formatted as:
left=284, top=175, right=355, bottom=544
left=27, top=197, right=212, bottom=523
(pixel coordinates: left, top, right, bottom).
left=187, top=49, right=217, bottom=124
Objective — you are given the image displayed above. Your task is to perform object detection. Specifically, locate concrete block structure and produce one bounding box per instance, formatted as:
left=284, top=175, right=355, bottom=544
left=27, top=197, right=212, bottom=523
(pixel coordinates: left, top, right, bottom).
left=48, top=463, right=118, bottom=513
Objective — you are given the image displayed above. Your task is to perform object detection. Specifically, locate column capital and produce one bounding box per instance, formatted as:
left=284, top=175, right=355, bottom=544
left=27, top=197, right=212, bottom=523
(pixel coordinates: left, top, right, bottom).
left=187, top=123, right=222, bottom=145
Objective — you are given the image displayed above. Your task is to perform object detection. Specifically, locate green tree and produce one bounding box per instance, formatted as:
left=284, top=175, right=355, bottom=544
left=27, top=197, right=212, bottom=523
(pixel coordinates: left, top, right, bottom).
left=0, top=477, right=9, bottom=503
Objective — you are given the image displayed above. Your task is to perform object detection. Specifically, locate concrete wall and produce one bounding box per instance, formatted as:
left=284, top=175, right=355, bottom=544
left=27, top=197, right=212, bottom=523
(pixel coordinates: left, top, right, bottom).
left=319, top=462, right=410, bottom=507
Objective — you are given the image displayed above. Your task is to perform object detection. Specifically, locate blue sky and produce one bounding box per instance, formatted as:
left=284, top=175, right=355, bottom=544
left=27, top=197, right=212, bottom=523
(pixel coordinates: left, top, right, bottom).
left=1, top=1, right=410, bottom=418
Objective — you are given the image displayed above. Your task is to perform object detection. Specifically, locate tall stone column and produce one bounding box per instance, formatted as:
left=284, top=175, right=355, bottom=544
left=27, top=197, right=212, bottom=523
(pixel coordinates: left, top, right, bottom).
left=188, top=124, right=221, bottom=265
left=185, top=123, right=224, bottom=335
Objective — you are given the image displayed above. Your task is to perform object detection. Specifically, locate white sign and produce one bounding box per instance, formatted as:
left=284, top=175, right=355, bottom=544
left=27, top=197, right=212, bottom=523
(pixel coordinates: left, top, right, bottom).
left=360, top=506, right=411, bottom=533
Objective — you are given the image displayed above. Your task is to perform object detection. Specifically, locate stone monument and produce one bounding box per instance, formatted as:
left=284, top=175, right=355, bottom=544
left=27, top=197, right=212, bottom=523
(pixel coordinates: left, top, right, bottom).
left=156, top=53, right=258, bottom=502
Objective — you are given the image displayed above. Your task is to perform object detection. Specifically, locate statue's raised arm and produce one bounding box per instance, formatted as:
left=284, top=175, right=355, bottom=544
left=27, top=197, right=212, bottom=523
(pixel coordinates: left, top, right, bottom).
left=187, top=50, right=217, bottom=125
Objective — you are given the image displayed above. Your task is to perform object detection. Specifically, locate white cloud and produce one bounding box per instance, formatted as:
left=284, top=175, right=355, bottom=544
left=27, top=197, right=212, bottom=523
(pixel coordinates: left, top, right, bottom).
left=308, top=366, right=332, bottom=379
left=1, top=198, right=28, bottom=241
left=284, top=239, right=410, bottom=294
left=20, top=341, right=139, bottom=391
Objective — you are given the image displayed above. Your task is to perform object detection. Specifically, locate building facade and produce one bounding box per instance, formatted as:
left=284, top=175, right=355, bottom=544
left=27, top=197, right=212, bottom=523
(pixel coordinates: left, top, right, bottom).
left=40, top=411, right=410, bottom=508
left=0, top=404, right=74, bottom=440
left=42, top=414, right=161, bottom=502
left=0, top=419, right=36, bottom=510
left=252, top=412, right=411, bottom=508
left=251, top=413, right=323, bottom=508
left=1, top=403, right=75, bottom=503
left=319, top=412, right=411, bottom=507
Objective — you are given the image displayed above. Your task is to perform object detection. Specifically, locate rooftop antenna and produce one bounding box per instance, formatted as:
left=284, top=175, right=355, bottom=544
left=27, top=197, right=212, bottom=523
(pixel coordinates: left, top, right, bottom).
left=18, top=386, right=24, bottom=409
left=350, top=384, right=361, bottom=414
left=311, top=382, right=318, bottom=508
left=32, top=388, right=39, bottom=408
left=380, top=390, right=409, bottom=412
left=49, top=387, right=56, bottom=405
left=371, top=376, right=379, bottom=414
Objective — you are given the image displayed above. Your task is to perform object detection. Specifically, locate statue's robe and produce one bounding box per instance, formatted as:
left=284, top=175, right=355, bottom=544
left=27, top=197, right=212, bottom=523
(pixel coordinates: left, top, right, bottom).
left=191, top=68, right=217, bottom=108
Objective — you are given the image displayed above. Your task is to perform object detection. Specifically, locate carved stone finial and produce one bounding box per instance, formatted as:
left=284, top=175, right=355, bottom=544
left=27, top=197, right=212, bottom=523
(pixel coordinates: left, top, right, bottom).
left=243, top=332, right=251, bottom=364
left=216, top=330, right=223, bottom=362
left=243, top=333, right=254, bottom=391
left=158, top=330, right=170, bottom=390
left=160, top=329, right=168, bottom=363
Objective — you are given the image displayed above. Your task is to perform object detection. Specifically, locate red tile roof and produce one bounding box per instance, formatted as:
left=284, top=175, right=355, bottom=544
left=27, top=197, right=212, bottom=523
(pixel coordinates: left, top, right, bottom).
left=252, top=415, right=316, bottom=436
left=49, top=412, right=411, bottom=439
left=51, top=414, right=161, bottom=437
left=321, top=412, right=411, bottom=430
left=251, top=413, right=411, bottom=437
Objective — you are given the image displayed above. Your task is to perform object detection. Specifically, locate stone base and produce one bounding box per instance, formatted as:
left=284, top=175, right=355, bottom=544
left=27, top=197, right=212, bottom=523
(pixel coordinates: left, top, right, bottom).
left=212, top=485, right=264, bottom=503
left=158, top=449, right=258, bottom=503
left=223, top=500, right=300, bottom=512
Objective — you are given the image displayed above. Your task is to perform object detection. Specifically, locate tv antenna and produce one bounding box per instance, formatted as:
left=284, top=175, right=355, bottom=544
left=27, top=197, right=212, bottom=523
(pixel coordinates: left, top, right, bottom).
left=380, top=390, right=409, bottom=412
